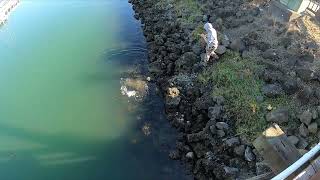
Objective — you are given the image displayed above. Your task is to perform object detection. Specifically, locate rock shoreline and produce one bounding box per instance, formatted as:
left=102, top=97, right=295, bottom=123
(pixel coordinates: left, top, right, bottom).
left=129, top=0, right=320, bottom=179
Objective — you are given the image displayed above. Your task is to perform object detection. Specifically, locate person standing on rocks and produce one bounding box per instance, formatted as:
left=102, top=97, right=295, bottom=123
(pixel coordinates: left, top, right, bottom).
left=200, top=23, right=219, bottom=64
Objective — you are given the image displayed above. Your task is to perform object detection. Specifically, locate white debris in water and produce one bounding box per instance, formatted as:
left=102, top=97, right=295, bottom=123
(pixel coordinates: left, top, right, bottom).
left=120, top=85, right=138, bottom=98
left=120, top=78, right=149, bottom=100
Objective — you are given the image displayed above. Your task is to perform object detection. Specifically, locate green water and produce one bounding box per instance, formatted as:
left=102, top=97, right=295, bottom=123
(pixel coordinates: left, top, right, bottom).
left=0, top=0, right=189, bottom=179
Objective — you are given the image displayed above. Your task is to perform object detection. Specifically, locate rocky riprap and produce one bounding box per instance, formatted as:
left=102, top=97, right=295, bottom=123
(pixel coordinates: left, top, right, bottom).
left=129, top=0, right=320, bottom=179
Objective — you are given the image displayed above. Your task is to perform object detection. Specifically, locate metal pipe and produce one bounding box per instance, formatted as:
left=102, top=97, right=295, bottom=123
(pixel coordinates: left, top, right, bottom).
left=272, top=142, right=320, bottom=180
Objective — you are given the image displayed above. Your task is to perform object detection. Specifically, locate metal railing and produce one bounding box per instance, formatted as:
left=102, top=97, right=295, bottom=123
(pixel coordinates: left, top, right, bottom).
left=307, top=0, right=320, bottom=14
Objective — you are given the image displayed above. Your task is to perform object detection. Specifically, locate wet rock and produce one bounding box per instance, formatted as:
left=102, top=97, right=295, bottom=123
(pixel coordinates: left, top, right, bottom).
left=244, top=146, right=255, bottom=162
left=208, top=105, right=223, bottom=120
left=256, top=162, right=272, bottom=175
left=300, top=110, right=313, bottom=125
left=234, top=145, right=245, bottom=156
left=299, top=123, right=309, bottom=137
left=169, top=150, right=180, bottom=160
left=217, top=130, right=226, bottom=137
left=186, top=152, right=195, bottom=160
left=225, top=137, right=240, bottom=147
left=262, top=84, right=284, bottom=98
left=216, top=122, right=230, bottom=130
left=223, top=166, right=239, bottom=176
left=288, top=136, right=299, bottom=145
left=215, top=45, right=227, bottom=55
left=308, top=122, right=318, bottom=134
left=266, top=108, right=289, bottom=123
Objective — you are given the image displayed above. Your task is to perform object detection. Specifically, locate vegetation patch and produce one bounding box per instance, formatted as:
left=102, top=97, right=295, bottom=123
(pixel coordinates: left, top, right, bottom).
left=198, top=51, right=295, bottom=140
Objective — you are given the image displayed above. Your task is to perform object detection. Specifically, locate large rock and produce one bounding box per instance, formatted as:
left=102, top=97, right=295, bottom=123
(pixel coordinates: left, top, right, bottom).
left=230, top=39, right=245, bottom=52
left=262, top=49, right=278, bottom=60
left=300, top=110, right=313, bottom=125
left=297, top=137, right=309, bottom=149
left=308, top=122, right=318, bottom=134
left=299, top=123, right=309, bottom=137
left=262, top=84, right=284, bottom=98
left=217, top=130, right=226, bottom=137
left=216, top=122, right=230, bottom=130
left=186, top=152, right=195, bottom=160
left=244, top=146, right=255, bottom=162
left=234, top=145, right=245, bottom=156
left=223, top=166, right=239, bottom=176
left=225, top=137, right=240, bottom=147
left=256, top=162, right=272, bottom=175
left=312, top=109, right=318, bottom=120
left=215, top=45, right=227, bottom=55
left=263, top=70, right=284, bottom=83
left=298, top=85, right=314, bottom=102
left=296, top=67, right=315, bottom=82
left=221, top=34, right=230, bottom=47
left=283, top=78, right=298, bottom=95
left=266, top=108, right=289, bottom=123
left=175, top=52, right=198, bottom=72
left=288, top=136, right=299, bottom=145
left=208, top=105, right=223, bottom=120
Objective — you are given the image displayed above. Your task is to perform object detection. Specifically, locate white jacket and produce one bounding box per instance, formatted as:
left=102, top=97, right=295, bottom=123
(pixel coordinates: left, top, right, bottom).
left=204, top=23, right=218, bottom=49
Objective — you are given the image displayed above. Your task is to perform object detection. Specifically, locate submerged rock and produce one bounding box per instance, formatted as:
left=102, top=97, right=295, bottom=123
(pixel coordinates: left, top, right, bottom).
left=169, top=150, right=181, bottom=160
